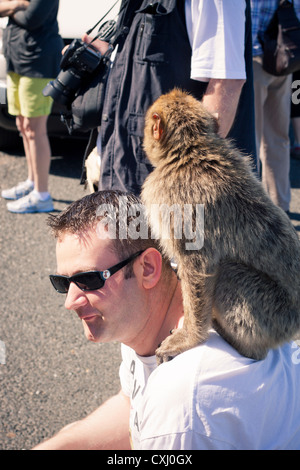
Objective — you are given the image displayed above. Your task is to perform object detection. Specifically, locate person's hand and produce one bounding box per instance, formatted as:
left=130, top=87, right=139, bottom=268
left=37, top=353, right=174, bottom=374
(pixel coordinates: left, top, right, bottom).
left=0, top=0, right=29, bottom=17
left=61, top=34, right=110, bottom=57
left=13, top=1, right=29, bottom=12
left=82, top=33, right=110, bottom=55
left=18, top=0, right=30, bottom=10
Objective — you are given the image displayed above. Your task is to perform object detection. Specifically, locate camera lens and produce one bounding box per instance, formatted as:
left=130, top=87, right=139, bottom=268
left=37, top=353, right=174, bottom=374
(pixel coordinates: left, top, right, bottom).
left=42, top=39, right=103, bottom=107
left=43, top=69, right=83, bottom=106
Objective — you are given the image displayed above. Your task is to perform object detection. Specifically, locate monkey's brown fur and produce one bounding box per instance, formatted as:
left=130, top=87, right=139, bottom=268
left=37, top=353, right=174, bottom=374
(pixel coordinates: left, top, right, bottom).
left=141, top=88, right=300, bottom=364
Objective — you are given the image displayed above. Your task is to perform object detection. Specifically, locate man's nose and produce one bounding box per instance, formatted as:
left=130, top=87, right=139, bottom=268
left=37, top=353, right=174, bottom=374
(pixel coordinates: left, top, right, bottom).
left=64, top=282, right=89, bottom=310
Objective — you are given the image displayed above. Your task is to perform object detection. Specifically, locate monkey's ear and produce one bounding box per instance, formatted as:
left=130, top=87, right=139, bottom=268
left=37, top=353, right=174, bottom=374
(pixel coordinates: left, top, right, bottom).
left=152, top=112, right=164, bottom=140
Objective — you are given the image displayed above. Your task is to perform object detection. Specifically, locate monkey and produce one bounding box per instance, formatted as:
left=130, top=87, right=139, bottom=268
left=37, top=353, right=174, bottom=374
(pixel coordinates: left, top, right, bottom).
left=141, top=88, right=300, bottom=364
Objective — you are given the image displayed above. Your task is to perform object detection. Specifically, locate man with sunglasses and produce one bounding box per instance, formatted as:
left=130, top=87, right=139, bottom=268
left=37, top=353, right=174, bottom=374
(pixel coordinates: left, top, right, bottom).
left=35, top=189, right=181, bottom=450
left=35, top=190, right=300, bottom=450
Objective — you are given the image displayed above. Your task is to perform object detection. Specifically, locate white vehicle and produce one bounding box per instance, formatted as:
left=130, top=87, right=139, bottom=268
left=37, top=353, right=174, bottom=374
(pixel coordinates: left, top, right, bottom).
left=0, top=0, right=120, bottom=148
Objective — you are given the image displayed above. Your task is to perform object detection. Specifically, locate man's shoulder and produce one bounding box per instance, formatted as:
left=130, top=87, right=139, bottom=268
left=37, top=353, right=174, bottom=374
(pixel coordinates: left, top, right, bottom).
left=141, top=330, right=251, bottom=413
left=138, top=332, right=300, bottom=449
left=151, top=330, right=253, bottom=383
left=138, top=331, right=253, bottom=447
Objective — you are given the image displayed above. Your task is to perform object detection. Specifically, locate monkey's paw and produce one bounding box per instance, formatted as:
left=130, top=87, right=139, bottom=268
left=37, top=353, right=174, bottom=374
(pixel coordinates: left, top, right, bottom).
left=155, top=329, right=188, bottom=365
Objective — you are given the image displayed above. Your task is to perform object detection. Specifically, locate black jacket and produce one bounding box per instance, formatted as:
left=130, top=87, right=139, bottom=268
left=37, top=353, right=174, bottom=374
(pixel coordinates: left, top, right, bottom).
left=98, top=0, right=256, bottom=195
left=3, top=0, right=63, bottom=79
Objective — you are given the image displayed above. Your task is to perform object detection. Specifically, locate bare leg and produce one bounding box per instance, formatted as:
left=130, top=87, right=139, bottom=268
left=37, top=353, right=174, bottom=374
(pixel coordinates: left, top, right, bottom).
left=16, top=115, right=34, bottom=182
left=21, top=115, right=51, bottom=192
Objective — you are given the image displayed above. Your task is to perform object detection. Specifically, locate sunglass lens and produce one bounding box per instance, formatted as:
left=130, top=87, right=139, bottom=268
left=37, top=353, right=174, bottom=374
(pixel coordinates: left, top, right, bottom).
left=74, top=272, right=104, bottom=291
left=50, top=272, right=104, bottom=293
left=49, top=275, right=69, bottom=293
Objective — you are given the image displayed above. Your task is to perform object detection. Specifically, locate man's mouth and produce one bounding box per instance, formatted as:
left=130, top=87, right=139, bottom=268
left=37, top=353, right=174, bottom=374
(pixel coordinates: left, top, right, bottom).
left=76, top=311, right=101, bottom=321
left=82, top=314, right=100, bottom=322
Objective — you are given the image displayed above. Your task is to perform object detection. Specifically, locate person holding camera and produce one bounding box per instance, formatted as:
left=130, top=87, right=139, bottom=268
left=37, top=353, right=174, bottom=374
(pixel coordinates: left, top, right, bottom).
left=1, top=0, right=63, bottom=214
left=85, top=0, right=257, bottom=195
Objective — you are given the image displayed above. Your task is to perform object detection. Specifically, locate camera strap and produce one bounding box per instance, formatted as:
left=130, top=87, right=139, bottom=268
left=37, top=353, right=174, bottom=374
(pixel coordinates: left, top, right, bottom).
left=86, top=0, right=129, bottom=45
left=86, top=0, right=120, bottom=35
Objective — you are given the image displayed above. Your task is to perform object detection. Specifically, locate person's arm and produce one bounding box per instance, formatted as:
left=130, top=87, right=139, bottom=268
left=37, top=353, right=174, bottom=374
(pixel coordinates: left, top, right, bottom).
left=202, top=78, right=245, bottom=138
left=0, top=0, right=29, bottom=17
left=186, top=0, right=246, bottom=138
left=12, top=0, right=57, bottom=30
left=33, top=390, right=131, bottom=450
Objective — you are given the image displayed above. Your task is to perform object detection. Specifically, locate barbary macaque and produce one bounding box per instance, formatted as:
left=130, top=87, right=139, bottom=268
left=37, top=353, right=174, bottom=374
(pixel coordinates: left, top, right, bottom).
left=141, top=88, right=300, bottom=364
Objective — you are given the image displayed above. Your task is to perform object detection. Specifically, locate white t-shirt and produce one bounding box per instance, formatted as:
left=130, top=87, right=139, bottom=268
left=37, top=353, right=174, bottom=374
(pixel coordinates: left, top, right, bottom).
left=185, top=0, right=246, bottom=81
left=119, top=331, right=300, bottom=450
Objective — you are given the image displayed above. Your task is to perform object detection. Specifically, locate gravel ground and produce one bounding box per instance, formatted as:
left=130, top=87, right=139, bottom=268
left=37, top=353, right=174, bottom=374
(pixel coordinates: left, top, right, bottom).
left=0, top=139, right=122, bottom=450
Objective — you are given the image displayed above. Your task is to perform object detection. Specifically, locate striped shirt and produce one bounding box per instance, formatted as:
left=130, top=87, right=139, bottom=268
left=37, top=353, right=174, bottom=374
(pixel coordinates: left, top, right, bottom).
left=251, top=0, right=300, bottom=56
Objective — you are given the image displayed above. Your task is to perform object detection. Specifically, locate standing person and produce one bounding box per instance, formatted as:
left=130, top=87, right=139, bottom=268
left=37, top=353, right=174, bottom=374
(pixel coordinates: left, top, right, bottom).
left=33, top=191, right=300, bottom=450
left=1, top=0, right=64, bottom=213
left=82, top=0, right=256, bottom=195
left=251, top=0, right=300, bottom=213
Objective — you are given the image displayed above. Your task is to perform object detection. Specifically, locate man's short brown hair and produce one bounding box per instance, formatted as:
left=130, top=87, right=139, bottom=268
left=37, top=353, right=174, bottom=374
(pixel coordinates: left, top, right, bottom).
left=47, top=190, right=172, bottom=278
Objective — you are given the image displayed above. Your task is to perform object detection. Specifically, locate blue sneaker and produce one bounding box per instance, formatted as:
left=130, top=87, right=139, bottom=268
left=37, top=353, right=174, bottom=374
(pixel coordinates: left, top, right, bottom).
left=7, top=191, right=54, bottom=214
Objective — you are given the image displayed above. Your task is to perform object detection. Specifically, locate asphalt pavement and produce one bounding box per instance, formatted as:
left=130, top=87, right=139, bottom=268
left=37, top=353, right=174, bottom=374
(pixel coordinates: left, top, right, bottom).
left=0, top=138, right=122, bottom=450
left=0, top=139, right=300, bottom=450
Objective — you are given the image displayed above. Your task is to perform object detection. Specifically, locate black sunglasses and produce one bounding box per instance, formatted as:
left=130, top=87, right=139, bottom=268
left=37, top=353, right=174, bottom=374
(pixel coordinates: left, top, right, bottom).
left=49, top=250, right=144, bottom=294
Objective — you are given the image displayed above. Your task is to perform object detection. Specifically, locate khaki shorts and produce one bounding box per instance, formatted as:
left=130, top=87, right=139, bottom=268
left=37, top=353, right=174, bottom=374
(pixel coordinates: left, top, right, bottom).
left=7, top=72, right=54, bottom=118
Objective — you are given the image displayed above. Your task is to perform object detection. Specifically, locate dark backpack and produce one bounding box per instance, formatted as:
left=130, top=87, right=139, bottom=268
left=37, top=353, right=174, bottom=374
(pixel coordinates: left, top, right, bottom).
left=259, top=0, right=300, bottom=76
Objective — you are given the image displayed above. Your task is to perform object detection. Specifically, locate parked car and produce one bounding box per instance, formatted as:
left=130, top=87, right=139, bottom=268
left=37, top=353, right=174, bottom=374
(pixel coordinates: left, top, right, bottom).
left=0, top=0, right=119, bottom=149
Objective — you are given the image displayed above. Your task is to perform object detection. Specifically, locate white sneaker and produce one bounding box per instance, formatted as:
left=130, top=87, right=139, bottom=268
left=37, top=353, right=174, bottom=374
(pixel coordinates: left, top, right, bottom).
left=1, top=180, right=34, bottom=200
left=6, top=191, right=54, bottom=214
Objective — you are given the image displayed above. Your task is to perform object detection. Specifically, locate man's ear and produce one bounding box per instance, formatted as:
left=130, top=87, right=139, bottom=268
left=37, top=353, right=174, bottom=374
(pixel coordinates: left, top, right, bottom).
left=134, top=248, right=162, bottom=289
left=152, top=113, right=163, bottom=141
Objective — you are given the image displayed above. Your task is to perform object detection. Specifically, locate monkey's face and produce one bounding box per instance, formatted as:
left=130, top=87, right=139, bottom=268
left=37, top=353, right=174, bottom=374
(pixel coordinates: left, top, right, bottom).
left=143, top=89, right=219, bottom=167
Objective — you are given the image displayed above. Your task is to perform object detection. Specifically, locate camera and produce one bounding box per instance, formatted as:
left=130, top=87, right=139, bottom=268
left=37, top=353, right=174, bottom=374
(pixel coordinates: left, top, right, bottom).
left=43, top=39, right=103, bottom=107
